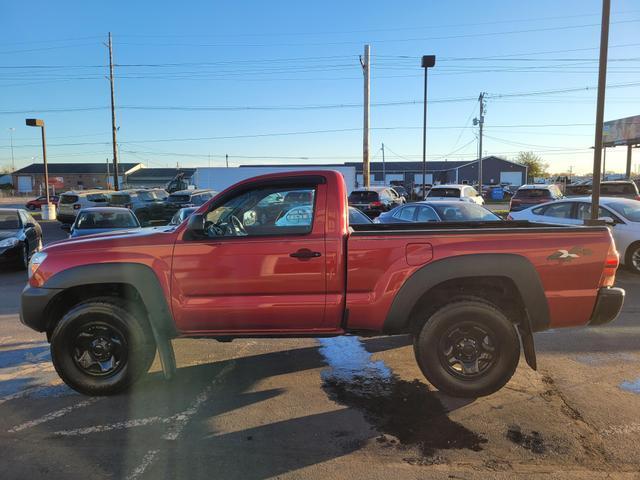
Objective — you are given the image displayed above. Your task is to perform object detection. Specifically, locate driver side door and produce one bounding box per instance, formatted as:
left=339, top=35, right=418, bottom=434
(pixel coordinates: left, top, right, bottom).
left=171, top=180, right=328, bottom=334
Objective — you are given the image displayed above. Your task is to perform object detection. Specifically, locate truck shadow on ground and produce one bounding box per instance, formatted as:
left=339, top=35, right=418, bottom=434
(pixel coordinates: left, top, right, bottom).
left=3, top=336, right=478, bottom=479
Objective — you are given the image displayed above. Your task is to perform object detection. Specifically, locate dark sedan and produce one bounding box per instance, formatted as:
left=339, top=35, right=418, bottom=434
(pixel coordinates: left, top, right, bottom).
left=374, top=201, right=502, bottom=224
left=0, top=208, right=42, bottom=269
left=66, top=207, right=141, bottom=238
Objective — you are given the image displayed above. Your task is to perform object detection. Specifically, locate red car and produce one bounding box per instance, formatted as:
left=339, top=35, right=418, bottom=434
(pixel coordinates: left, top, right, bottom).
left=21, top=170, right=623, bottom=398
left=25, top=195, right=59, bottom=211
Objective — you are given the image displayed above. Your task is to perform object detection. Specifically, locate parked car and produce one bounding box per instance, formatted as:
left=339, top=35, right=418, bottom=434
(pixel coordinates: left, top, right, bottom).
left=375, top=201, right=502, bottom=224
left=348, top=206, right=373, bottom=225
left=108, top=188, right=168, bottom=226
left=509, top=184, right=563, bottom=212
left=169, top=207, right=198, bottom=226
left=65, top=207, right=141, bottom=238
left=426, top=184, right=485, bottom=205
left=163, top=189, right=216, bottom=222
left=348, top=186, right=404, bottom=217
left=25, top=195, right=59, bottom=211
left=22, top=170, right=623, bottom=398
left=0, top=208, right=42, bottom=269
left=508, top=196, right=640, bottom=273
left=57, top=190, right=113, bottom=225
left=600, top=181, right=640, bottom=200
left=389, top=184, right=409, bottom=200
left=564, top=181, right=640, bottom=200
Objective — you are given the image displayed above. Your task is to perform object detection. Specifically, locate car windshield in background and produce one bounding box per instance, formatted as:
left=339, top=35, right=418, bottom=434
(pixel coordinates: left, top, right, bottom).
left=515, top=189, right=550, bottom=198
left=428, top=188, right=460, bottom=198
left=0, top=212, right=20, bottom=229
left=607, top=200, right=640, bottom=222
left=348, top=191, right=379, bottom=203
left=432, top=203, right=501, bottom=222
left=168, top=194, right=191, bottom=203
left=601, top=183, right=637, bottom=195
left=86, top=193, right=110, bottom=202
left=348, top=207, right=372, bottom=224
left=75, top=211, right=138, bottom=229
left=59, top=194, right=79, bottom=204
left=109, top=194, right=131, bottom=205
left=138, top=191, right=160, bottom=201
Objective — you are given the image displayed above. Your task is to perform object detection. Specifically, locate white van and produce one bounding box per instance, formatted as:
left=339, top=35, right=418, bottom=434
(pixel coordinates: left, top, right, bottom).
left=57, top=190, right=113, bottom=225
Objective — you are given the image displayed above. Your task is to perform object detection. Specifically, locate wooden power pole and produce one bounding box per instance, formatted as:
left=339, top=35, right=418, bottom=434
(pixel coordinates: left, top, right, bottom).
left=475, top=92, right=486, bottom=190
left=361, top=45, right=370, bottom=188
left=108, top=32, right=119, bottom=191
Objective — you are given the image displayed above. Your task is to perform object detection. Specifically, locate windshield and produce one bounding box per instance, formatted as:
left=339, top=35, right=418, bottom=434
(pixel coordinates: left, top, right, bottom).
left=428, top=188, right=461, bottom=198
left=74, top=211, right=139, bottom=229
left=601, top=183, right=638, bottom=195
left=607, top=200, right=640, bottom=222
left=0, top=211, right=20, bottom=229
left=432, top=203, right=501, bottom=222
left=348, top=191, right=379, bottom=203
left=514, top=189, right=551, bottom=198
left=109, top=194, right=131, bottom=205
left=59, top=194, right=79, bottom=204
left=168, top=194, right=191, bottom=203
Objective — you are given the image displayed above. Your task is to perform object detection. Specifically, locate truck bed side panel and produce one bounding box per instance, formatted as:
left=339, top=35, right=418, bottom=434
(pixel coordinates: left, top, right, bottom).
left=346, top=228, right=612, bottom=332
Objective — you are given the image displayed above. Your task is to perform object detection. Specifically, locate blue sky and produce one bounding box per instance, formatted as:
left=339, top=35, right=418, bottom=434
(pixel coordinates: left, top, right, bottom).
left=1, top=0, right=639, bottom=174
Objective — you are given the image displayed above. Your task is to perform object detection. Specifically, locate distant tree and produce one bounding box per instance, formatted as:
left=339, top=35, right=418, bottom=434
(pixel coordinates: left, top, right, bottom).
left=516, top=152, right=549, bottom=182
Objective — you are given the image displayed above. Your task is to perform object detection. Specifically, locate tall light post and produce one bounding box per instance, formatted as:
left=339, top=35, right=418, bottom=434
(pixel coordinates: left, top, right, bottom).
left=25, top=118, right=55, bottom=220
left=421, top=55, right=436, bottom=199
left=8, top=128, right=15, bottom=172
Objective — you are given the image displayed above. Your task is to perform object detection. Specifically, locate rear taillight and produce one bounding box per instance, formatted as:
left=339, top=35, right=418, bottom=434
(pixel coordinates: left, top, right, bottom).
left=370, top=201, right=382, bottom=208
left=73, top=204, right=80, bottom=210
left=600, top=242, right=619, bottom=287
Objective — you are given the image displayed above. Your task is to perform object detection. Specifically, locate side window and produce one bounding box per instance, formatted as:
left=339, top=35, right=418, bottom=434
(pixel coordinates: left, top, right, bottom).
left=395, top=206, right=416, bottom=221
left=204, top=186, right=316, bottom=237
left=576, top=203, right=616, bottom=221
left=542, top=202, right=574, bottom=219
left=416, top=206, right=439, bottom=222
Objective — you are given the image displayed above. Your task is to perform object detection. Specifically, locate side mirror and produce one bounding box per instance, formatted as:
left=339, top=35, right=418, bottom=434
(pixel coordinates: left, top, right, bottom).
left=186, top=213, right=206, bottom=237
left=61, top=224, right=71, bottom=232
left=599, top=216, right=616, bottom=226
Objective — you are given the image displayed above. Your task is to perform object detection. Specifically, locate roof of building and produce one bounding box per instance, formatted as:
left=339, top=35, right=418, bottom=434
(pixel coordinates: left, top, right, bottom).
left=13, top=163, right=141, bottom=175
left=126, top=168, right=196, bottom=179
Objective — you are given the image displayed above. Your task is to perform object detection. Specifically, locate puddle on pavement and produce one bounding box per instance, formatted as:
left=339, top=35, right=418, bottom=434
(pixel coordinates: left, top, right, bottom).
left=506, top=425, right=546, bottom=454
left=620, top=378, right=640, bottom=394
left=318, top=337, right=486, bottom=459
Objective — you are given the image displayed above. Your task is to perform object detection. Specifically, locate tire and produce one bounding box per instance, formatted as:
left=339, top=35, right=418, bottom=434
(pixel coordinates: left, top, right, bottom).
left=413, top=299, right=520, bottom=398
left=18, top=242, right=29, bottom=270
left=50, top=298, right=156, bottom=396
left=625, top=242, right=640, bottom=274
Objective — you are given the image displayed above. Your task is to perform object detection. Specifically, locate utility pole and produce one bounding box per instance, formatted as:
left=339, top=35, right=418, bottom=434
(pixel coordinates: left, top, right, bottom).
left=107, top=32, right=119, bottom=191
left=590, top=0, right=611, bottom=221
left=8, top=128, right=15, bottom=172
left=602, top=146, right=607, bottom=180
left=106, top=158, right=110, bottom=188
left=225, top=154, right=229, bottom=168
left=381, top=142, right=386, bottom=185
left=360, top=45, right=370, bottom=188
left=474, top=92, right=486, bottom=190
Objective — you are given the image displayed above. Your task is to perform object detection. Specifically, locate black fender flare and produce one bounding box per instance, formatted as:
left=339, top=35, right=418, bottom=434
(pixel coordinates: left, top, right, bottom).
left=384, top=254, right=549, bottom=369
left=44, top=262, right=177, bottom=378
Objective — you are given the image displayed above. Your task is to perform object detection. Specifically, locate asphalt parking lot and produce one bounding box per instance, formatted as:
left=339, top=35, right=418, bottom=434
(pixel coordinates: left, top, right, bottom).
left=1, top=220, right=639, bottom=479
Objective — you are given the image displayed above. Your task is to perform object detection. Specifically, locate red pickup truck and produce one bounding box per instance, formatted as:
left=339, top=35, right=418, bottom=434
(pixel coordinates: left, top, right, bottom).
left=21, top=170, right=624, bottom=398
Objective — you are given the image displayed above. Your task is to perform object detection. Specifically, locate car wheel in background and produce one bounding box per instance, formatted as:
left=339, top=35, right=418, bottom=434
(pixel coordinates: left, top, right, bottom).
left=413, top=298, right=520, bottom=398
left=626, top=242, right=640, bottom=274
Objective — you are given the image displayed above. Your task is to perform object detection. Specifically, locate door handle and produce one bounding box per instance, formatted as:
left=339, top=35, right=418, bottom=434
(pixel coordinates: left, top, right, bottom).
left=290, top=248, right=322, bottom=259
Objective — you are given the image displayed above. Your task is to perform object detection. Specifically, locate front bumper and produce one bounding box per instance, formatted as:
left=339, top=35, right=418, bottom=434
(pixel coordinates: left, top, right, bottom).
left=20, top=285, right=62, bottom=332
left=588, top=287, right=625, bottom=326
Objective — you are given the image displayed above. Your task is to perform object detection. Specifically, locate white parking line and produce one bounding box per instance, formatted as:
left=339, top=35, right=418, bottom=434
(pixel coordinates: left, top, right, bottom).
left=162, top=362, right=234, bottom=441
left=53, top=415, right=176, bottom=437
left=8, top=397, right=101, bottom=433
left=126, top=450, right=160, bottom=480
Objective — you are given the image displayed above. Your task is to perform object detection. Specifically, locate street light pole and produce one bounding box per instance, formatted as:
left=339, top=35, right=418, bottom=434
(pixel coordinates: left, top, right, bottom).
left=8, top=128, right=15, bottom=172
left=421, top=55, right=436, bottom=200
left=25, top=118, right=54, bottom=219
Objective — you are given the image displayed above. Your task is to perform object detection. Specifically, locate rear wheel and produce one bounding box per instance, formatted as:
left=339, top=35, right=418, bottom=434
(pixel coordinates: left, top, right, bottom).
left=413, top=299, right=520, bottom=398
left=50, top=298, right=156, bottom=396
left=625, top=243, right=640, bottom=274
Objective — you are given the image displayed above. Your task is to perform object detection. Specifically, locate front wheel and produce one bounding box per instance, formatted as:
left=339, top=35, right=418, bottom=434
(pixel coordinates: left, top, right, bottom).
left=50, top=298, right=156, bottom=396
left=413, top=299, right=520, bottom=398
